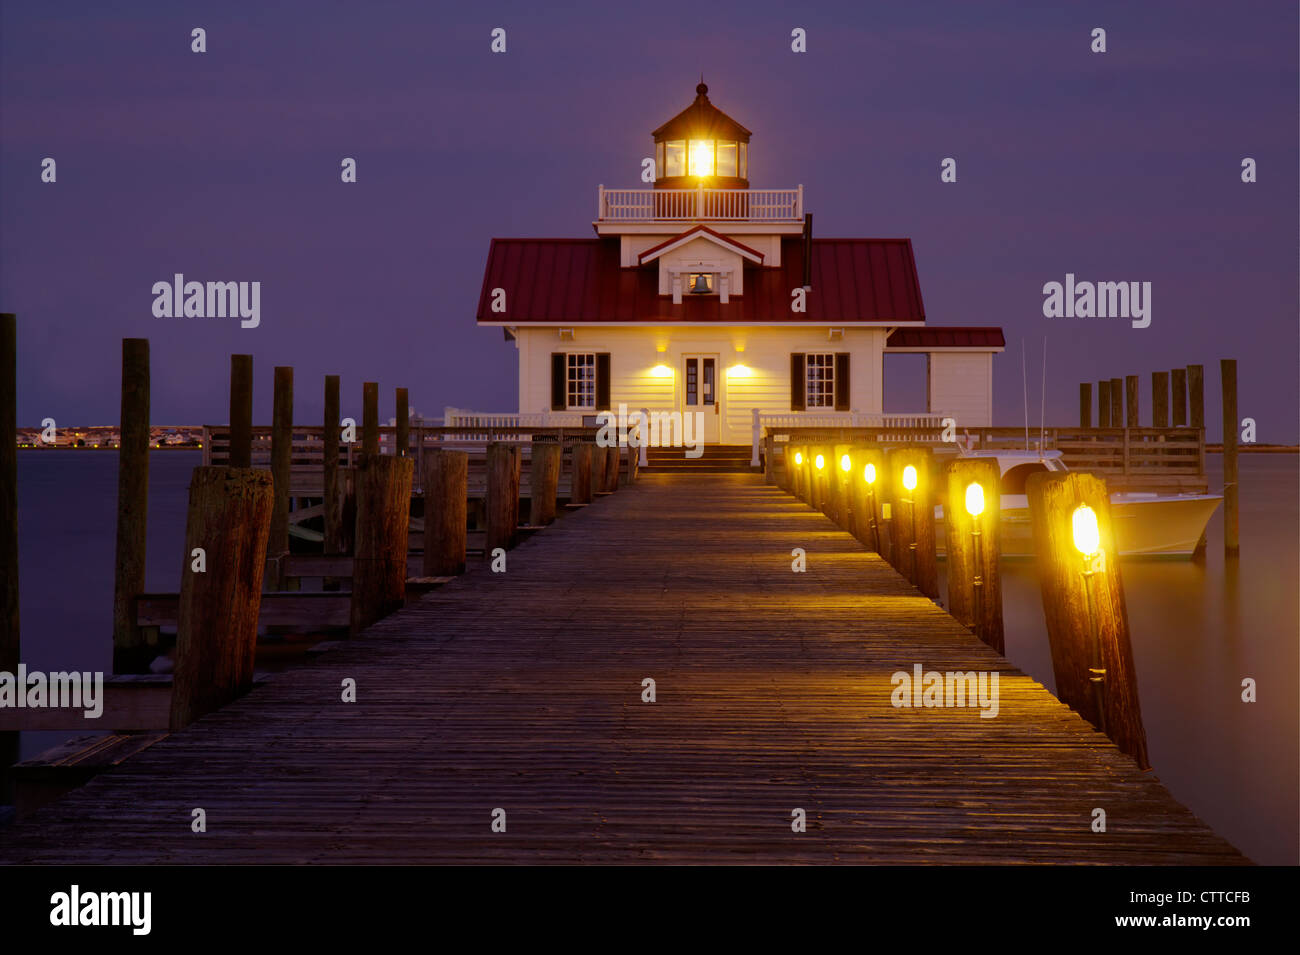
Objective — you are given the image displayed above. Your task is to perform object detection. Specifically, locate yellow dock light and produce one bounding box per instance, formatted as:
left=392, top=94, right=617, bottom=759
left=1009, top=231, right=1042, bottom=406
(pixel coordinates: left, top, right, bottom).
left=863, top=462, right=876, bottom=484
left=1072, top=504, right=1101, bottom=557
left=650, top=364, right=673, bottom=377
left=840, top=453, right=851, bottom=472
left=965, top=481, right=985, bottom=518
left=902, top=465, right=917, bottom=492
left=794, top=451, right=803, bottom=466
left=814, top=453, right=825, bottom=471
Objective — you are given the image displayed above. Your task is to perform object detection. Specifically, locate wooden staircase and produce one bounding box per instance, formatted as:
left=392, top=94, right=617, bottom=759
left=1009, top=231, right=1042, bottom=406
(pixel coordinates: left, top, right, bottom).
left=642, top=444, right=756, bottom=473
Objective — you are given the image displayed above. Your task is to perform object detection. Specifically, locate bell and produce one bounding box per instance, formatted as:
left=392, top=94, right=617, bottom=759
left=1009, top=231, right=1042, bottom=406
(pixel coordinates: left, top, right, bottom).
left=689, top=273, right=711, bottom=294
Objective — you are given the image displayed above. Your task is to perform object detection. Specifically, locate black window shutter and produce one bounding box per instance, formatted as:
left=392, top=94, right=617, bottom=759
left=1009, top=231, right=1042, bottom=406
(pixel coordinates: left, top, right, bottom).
left=790, top=353, right=806, bottom=411
left=551, top=353, right=566, bottom=410
left=595, top=353, right=611, bottom=410
left=834, top=353, right=851, bottom=410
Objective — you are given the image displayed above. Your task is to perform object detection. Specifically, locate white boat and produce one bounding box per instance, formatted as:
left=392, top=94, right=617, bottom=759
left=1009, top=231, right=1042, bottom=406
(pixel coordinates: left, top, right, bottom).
left=934, top=450, right=1223, bottom=558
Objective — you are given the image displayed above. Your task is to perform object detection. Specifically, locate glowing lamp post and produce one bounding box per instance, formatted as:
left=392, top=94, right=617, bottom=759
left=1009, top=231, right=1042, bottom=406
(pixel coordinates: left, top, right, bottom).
left=840, top=454, right=851, bottom=472
left=965, top=481, right=986, bottom=642
left=902, top=464, right=918, bottom=583
left=862, top=460, right=880, bottom=552
left=1072, top=503, right=1108, bottom=733
left=815, top=453, right=825, bottom=471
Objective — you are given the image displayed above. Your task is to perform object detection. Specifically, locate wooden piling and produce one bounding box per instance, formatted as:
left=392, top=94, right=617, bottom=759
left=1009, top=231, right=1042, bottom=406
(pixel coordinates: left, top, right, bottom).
left=323, top=375, right=342, bottom=556
left=530, top=442, right=562, bottom=525
left=1097, top=380, right=1111, bottom=428
left=943, top=458, right=1004, bottom=654
left=626, top=439, right=638, bottom=485
left=1, top=315, right=17, bottom=800
left=589, top=443, right=606, bottom=496
left=423, top=449, right=467, bottom=575
left=827, top=444, right=852, bottom=529
left=350, top=455, right=414, bottom=636
left=362, top=382, right=379, bottom=457
left=604, top=440, right=620, bottom=491
left=112, top=338, right=151, bottom=674
left=395, top=388, right=409, bottom=457
left=1221, top=359, right=1239, bottom=556
left=1171, top=368, right=1187, bottom=427
left=1125, top=376, right=1139, bottom=428
left=1152, top=372, right=1169, bottom=428
left=1079, top=383, right=1092, bottom=428
left=228, top=354, right=253, bottom=468
left=1109, top=377, right=1122, bottom=428
left=1026, top=471, right=1149, bottom=768
left=780, top=444, right=800, bottom=501
left=169, top=467, right=274, bottom=730
left=486, top=443, right=521, bottom=555
left=269, top=366, right=293, bottom=566
left=571, top=443, right=594, bottom=504
left=763, top=433, right=775, bottom=485
left=1188, top=364, right=1205, bottom=429
left=886, top=447, right=938, bottom=598
left=807, top=446, right=828, bottom=513
left=849, top=446, right=886, bottom=554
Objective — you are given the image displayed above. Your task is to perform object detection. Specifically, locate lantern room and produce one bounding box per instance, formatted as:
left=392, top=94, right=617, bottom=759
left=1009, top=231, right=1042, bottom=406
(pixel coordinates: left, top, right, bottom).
left=652, top=82, right=751, bottom=189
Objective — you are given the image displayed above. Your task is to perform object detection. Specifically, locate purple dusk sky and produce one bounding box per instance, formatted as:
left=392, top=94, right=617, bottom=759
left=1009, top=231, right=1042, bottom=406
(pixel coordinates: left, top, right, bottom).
left=2, top=0, right=1296, bottom=442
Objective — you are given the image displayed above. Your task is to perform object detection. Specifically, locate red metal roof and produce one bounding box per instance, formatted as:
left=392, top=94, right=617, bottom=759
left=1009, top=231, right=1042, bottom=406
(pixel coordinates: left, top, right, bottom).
left=476, top=237, right=926, bottom=324
left=886, top=327, right=1006, bottom=349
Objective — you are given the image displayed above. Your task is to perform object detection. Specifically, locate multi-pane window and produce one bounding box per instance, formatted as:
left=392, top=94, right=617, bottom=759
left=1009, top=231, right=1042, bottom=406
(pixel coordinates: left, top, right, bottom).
left=566, top=353, right=596, bottom=409
left=806, top=353, right=836, bottom=408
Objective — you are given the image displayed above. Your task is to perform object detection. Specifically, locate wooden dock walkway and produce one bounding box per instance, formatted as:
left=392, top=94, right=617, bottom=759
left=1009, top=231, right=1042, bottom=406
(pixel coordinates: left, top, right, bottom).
left=0, top=474, right=1245, bottom=864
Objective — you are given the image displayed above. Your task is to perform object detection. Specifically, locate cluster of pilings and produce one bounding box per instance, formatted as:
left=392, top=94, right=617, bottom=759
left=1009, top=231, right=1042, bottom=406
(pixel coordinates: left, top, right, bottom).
left=778, top=439, right=1149, bottom=770
left=0, top=321, right=636, bottom=770
left=1080, top=360, right=1239, bottom=555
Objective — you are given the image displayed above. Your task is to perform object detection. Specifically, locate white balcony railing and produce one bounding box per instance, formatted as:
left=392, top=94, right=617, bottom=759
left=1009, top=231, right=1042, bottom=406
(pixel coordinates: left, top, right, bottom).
left=597, top=186, right=803, bottom=223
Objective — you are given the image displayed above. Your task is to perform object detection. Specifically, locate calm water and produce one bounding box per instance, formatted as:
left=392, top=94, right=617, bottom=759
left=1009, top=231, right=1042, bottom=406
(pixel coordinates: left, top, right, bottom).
left=10, top=450, right=1299, bottom=863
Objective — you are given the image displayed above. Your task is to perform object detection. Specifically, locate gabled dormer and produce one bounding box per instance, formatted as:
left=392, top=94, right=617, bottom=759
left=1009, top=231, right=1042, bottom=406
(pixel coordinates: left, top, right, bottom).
left=636, top=225, right=764, bottom=303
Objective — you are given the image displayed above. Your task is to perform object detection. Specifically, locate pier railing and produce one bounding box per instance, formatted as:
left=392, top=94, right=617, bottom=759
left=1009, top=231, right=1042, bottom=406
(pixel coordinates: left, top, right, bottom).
left=762, top=424, right=1207, bottom=492
left=597, top=186, right=803, bottom=222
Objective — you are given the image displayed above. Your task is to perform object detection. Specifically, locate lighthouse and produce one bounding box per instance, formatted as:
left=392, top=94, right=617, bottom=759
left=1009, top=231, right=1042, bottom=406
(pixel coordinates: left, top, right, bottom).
left=476, top=82, right=1005, bottom=449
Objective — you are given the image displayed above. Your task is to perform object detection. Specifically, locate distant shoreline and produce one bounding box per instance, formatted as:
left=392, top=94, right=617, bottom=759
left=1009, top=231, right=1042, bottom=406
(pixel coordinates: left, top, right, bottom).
left=16, top=445, right=200, bottom=451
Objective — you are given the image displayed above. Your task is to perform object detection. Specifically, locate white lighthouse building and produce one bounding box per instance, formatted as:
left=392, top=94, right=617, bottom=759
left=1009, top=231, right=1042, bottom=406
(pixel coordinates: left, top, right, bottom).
left=475, top=82, right=1003, bottom=448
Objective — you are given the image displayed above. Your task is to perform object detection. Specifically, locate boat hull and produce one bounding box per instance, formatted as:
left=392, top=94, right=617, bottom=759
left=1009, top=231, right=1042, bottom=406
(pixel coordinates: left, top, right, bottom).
left=937, top=494, right=1223, bottom=558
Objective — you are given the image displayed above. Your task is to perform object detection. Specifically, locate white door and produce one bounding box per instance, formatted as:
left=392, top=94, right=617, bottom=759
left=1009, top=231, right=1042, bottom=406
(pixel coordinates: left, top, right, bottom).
left=682, top=354, right=720, bottom=445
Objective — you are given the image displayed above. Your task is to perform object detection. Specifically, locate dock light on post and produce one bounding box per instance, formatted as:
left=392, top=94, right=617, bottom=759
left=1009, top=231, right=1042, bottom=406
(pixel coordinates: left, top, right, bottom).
left=862, top=461, right=880, bottom=551
left=965, top=481, right=986, bottom=642
left=902, top=465, right=918, bottom=583
left=840, top=453, right=851, bottom=472
left=1071, top=504, right=1108, bottom=734
left=794, top=451, right=803, bottom=466
left=815, top=453, right=824, bottom=471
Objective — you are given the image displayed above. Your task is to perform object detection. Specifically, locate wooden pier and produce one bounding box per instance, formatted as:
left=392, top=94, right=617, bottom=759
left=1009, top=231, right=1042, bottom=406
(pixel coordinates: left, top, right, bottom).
left=0, top=474, right=1245, bottom=864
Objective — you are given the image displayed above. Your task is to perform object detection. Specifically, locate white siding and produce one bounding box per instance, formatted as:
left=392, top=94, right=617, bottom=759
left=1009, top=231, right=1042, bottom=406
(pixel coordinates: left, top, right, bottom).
left=517, top=326, right=887, bottom=444
left=927, top=353, right=993, bottom=426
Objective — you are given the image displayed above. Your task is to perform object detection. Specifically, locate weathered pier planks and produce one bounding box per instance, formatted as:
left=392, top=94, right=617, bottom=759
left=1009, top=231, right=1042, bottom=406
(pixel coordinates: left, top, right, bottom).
left=0, top=475, right=1245, bottom=864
